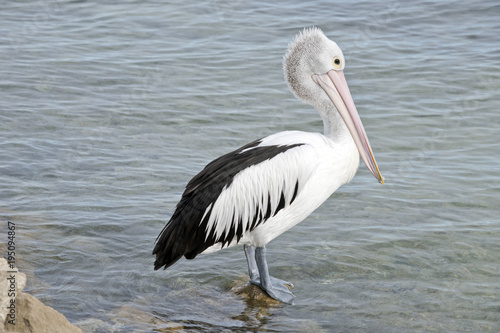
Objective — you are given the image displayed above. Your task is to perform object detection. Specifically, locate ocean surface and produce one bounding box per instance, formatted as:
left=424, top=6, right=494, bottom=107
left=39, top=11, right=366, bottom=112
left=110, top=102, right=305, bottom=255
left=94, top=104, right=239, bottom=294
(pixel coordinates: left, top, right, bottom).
left=1, top=1, right=499, bottom=332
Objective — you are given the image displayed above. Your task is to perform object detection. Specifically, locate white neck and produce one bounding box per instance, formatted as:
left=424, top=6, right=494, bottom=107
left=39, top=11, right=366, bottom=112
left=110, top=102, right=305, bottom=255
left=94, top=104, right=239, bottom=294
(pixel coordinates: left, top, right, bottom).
left=314, top=97, right=351, bottom=142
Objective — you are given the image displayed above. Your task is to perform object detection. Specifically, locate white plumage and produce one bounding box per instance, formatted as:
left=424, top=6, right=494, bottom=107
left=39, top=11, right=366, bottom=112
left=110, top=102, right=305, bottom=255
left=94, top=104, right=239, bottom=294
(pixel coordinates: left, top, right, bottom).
left=202, top=131, right=359, bottom=253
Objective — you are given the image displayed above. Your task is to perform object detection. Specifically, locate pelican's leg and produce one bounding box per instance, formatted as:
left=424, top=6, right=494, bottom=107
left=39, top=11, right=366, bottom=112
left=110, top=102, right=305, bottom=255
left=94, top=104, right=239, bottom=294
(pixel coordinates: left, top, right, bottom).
left=244, top=245, right=293, bottom=289
left=254, top=246, right=295, bottom=304
left=244, top=245, right=260, bottom=284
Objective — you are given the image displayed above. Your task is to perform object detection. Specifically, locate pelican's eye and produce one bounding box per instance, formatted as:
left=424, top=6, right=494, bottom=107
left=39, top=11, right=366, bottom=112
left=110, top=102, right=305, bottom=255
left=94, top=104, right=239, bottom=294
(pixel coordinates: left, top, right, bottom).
left=332, top=57, right=342, bottom=69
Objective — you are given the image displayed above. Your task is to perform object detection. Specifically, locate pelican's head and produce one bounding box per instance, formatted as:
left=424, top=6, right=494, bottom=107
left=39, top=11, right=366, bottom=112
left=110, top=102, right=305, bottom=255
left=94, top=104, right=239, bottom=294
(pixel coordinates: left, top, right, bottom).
left=284, top=27, right=384, bottom=184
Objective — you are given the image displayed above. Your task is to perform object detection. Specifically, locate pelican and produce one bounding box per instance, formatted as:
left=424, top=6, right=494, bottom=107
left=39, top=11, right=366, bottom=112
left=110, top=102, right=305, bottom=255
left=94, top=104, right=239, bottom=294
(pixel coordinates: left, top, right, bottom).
left=153, top=27, right=384, bottom=304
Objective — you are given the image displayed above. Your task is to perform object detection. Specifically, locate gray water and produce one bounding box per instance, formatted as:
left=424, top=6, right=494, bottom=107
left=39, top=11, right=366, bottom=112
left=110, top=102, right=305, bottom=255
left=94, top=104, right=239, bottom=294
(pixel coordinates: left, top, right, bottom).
left=1, top=1, right=499, bottom=332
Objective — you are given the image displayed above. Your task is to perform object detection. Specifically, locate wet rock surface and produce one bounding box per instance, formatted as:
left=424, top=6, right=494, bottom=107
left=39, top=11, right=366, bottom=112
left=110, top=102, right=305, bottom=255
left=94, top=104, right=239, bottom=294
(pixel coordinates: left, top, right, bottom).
left=1, top=258, right=82, bottom=333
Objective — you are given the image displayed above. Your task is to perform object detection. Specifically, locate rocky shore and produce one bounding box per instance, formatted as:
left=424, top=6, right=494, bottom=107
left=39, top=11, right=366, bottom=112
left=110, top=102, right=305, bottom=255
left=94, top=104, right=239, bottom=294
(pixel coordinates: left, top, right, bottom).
left=1, top=258, right=82, bottom=333
left=1, top=257, right=291, bottom=332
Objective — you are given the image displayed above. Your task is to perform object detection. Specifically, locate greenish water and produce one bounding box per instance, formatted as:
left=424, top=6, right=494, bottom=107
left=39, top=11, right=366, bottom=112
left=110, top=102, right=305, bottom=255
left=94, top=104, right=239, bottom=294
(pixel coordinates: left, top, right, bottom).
left=1, top=1, right=499, bottom=332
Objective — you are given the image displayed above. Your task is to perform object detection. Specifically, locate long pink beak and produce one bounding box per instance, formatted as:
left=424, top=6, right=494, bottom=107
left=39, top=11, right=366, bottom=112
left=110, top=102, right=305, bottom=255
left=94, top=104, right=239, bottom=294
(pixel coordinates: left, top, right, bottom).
left=312, top=70, right=384, bottom=184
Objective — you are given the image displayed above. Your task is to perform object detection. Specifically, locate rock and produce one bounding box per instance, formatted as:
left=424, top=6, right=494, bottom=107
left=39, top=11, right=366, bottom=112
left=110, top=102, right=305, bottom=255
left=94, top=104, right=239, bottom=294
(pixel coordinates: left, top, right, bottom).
left=1, top=258, right=26, bottom=326
left=4, top=292, right=82, bottom=333
left=1, top=258, right=82, bottom=333
left=230, top=276, right=289, bottom=306
left=110, top=304, right=184, bottom=332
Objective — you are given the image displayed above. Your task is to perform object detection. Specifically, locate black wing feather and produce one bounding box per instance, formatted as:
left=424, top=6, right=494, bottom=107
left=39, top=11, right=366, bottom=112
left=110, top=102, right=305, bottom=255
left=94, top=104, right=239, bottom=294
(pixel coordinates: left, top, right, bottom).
left=153, top=139, right=303, bottom=270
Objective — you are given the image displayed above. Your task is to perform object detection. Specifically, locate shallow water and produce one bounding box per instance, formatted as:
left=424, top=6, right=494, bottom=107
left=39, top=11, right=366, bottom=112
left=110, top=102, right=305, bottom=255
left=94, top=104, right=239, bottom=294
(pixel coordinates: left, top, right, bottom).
left=1, top=1, right=499, bottom=332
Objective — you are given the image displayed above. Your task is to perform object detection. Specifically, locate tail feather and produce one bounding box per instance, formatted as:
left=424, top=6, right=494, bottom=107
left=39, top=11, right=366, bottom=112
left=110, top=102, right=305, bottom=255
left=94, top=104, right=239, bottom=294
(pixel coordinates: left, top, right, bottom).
left=152, top=218, right=187, bottom=270
left=152, top=204, right=213, bottom=270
